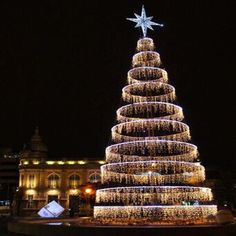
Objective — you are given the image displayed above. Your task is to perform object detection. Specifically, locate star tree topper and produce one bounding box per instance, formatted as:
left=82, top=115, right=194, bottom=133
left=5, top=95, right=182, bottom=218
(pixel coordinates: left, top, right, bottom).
left=127, top=5, right=163, bottom=37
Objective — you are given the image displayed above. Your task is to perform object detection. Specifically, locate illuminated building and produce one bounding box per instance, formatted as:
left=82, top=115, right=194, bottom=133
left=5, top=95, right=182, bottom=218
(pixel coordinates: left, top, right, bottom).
left=16, top=127, right=103, bottom=216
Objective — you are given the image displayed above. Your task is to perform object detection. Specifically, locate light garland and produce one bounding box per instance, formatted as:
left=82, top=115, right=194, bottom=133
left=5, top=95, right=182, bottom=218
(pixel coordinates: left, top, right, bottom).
left=101, top=160, right=205, bottom=186
left=96, top=186, right=213, bottom=206
left=116, top=102, right=183, bottom=123
left=132, top=51, right=161, bottom=67
left=106, top=140, right=198, bottom=163
left=111, top=119, right=190, bottom=143
left=94, top=205, right=217, bottom=223
left=122, top=82, right=176, bottom=103
left=94, top=37, right=217, bottom=224
left=137, top=37, right=155, bottom=51
left=127, top=67, right=168, bottom=84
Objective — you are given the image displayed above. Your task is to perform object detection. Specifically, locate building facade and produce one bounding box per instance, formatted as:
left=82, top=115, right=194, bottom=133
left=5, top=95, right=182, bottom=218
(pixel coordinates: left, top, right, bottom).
left=16, top=127, right=104, bottom=216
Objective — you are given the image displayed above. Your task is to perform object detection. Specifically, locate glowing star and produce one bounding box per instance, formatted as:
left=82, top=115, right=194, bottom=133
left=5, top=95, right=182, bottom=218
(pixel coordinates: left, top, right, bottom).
left=127, top=5, right=163, bottom=37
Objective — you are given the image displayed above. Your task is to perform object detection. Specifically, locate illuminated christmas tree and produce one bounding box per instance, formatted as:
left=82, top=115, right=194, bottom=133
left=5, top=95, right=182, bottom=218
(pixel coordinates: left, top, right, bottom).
left=94, top=6, right=217, bottom=224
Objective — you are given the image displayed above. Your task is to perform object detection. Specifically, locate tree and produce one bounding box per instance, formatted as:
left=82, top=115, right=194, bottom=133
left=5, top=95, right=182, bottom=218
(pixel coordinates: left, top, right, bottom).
left=94, top=6, right=217, bottom=224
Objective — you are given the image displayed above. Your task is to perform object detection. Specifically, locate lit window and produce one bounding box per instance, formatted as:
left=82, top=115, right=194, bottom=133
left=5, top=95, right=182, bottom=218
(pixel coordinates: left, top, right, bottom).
left=48, top=174, right=60, bottom=189
left=69, top=174, right=80, bottom=189
left=88, top=172, right=101, bottom=183
left=29, top=174, right=35, bottom=188
left=20, top=175, right=24, bottom=187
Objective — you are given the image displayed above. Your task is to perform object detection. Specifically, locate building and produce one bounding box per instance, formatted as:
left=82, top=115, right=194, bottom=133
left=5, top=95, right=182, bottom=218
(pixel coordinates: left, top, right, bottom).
left=0, top=148, right=19, bottom=208
left=15, top=127, right=104, bottom=216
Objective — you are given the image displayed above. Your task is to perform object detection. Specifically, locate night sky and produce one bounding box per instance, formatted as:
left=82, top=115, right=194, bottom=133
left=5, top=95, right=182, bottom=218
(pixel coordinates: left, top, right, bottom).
left=0, top=1, right=235, bottom=169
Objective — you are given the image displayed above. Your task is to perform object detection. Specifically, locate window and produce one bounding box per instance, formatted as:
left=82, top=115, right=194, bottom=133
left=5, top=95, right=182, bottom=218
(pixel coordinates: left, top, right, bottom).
left=20, top=175, right=24, bottom=187
left=27, top=195, right=34, bottom=208
left=88, top=172, right=101, bottom=183
left=69, top=174, right=80, bottom=189
left=29, top=174, right=35, bottom=188
left=48, top=174, right=60, bottom=189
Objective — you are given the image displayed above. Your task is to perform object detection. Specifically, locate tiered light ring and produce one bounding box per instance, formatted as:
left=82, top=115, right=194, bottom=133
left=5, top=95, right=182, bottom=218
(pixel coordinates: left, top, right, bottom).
left=96, top=186, right=213, bottom=205
left=116, top=102, right=183, bottom=123
left=132, top=51, right=161, bottom=67
left=106, top=140, right=198, bottom=163
left=127, top=67, right=168, bottom=84
left=94, top=205, right=217, bottom=223
left=111, top=119, right=191, bottom=143
left=94, top=37, right=217, bottom=224
left=122, top=82, right=176, bottom=103
left=101, top=160, right=205, bottom=186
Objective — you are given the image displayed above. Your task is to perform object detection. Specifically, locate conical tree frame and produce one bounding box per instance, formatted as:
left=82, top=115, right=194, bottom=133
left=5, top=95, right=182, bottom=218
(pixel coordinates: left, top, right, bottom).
left=94, top=37, right=217, bottom=224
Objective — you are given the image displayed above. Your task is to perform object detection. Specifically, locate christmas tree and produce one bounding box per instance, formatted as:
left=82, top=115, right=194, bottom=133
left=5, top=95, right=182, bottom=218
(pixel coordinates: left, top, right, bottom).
left=94, top=6, right=217, bottom=224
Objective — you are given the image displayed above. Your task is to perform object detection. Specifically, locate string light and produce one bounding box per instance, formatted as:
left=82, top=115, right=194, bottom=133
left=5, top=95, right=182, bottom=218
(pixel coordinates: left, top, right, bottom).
left=116, top=102, right=183, bottom=123
left=96, top=186, right=213, bottom=205
left=101, top=160, right=205, bottom=186
left=127, top=67, right=168, bottom=84
left=94, top=37, right=217, bottom=224
left=122, top=82, right=176, bottom=103
left=94, top=205, right=217, bottom=223
left=106, top=140, right=198, bottom=163
left=111, top=119, right=191, bottom=143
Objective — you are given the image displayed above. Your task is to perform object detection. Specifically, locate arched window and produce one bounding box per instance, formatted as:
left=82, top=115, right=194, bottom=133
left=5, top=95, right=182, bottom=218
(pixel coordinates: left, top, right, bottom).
left=29, top=174, right=35, bottom=188
left=88, top=172, right=101, bottom=183
left=20, top=175, right=24, bottom=187
left=48, top=174, right=60, bottom=189
left=69, top=174, right=80, bottom=189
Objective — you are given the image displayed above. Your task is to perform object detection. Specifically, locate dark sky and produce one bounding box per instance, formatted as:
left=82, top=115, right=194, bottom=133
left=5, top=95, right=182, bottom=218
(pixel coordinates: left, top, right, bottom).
left=0, top=1, right=235, bottom=168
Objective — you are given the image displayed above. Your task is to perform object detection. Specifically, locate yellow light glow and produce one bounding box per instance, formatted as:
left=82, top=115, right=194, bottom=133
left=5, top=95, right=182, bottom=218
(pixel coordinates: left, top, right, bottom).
left=94, top=205, right=217, bottom=224
left=25, top=189, right=36, bottom=195
left=69, top=189, right=79, bottom=195
left=57, top=161, right=65, bottom=165
left=47, top=189, right=60, bottom=195
left=98, top=160, right=106, bottom=164
left=46, top=161, right=55, bottom=165
left=23, top=161, right=29, bottom=165
left=67, top=161, right=75, bottom=165
left=85, top=188, right=92, bottom=194
left=78, top=161, right=86, bottom=165
left=33, top=161, right=39, bottom=165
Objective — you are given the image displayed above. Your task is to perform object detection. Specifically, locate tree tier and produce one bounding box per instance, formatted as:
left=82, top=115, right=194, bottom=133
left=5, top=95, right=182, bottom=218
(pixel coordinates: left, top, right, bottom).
left=96, top=186, right=213, bottom=206
left=106, top=140, right=198, bottom=163
left=101, top=160, right=205, bottom=186
left=94, top=205, right=217, bottom=223
left=122, top=82, right=175, bottom=103
left=128, top=67, right=167, bottom=84
left=111, top=119, right=190, bottom=143
left=117, top=102, right=183, bottom=123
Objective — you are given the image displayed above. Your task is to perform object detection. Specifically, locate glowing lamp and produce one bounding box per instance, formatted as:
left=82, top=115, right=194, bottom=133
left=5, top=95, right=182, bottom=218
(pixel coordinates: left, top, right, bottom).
left=46, top=161, right=55, bottom=165
left=67, top=161, right=75, bottom=165
left=78, top=161, right=86, bottom=165
left=85, top=188, right=92, bottom=194
left=98, top=160, right=106, bottom=164
left=57, top=161, right=64, bottom=165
